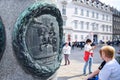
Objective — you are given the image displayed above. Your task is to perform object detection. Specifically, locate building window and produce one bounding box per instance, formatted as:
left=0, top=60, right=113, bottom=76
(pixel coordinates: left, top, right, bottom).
left=62, top=5, right=66, bottom=15
left=106, top=36, right=108, bottom=40
left=119, top=18, right=120, bottom=22
left=92, top=23, right=95, bottom=30
left=86, top=10, right=89, bottom=17
left=106, top=15, right=108, bottom=21
left=109, top=16, right=112, bottom=21
left=74, top=20, right=78, bottom=28
left=63, top=33, right=65, bottom=42
left=81, top=9, right=84, bottom=16
left=110, top=26, right=112, bottom=32
left=110, top=36, right=112, bottom=40
left=103, top=36, right=104, bottom=40
left=80, top=21, right=84, bottom=30
left=86, top=22, right=89, bottom=30
left=102, top=25, right=105, bottom=31
left=92, top=12, right=94, bottom=18
left=114, top=17, right=116, bottom=21
left=75, top=35, right=77, bottom=40
left=102, top=14, right=104, bottom=20
left=96, top=24, right=99, bottom=30
left=106, top=25, right=108, bottom=32
left=81, top=35, right=84, bottom=40
left=96, top=13, right=99, bottom=19
left=63, top=20, right=66, bottom=26
left=116, top=17, right=117, bottom=21
left=74, top=7, right=78, bottom=14
left=108, top=26, right=110, bottom=32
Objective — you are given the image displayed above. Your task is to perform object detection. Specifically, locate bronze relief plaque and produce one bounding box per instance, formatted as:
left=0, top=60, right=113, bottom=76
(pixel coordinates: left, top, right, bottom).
left=0, top=17, right=5, bottom=60
left=12, top=2, right=63, bottom=79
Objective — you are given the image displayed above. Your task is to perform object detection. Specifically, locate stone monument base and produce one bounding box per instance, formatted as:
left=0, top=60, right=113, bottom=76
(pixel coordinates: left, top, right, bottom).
left=0, top=0, right=61, bottom=80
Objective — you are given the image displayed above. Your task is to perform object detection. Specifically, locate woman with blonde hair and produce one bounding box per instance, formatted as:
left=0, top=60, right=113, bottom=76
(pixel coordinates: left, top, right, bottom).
left=99, top=46, right=120, bottom=80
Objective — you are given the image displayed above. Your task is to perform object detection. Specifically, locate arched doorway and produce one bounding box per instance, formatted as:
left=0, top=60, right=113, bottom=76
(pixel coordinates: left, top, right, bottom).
left=93, top=34, right=98, bottom=44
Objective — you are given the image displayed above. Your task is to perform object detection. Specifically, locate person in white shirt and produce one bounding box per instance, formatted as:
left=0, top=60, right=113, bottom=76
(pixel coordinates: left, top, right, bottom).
left=63, top=43, right=71, bottom=65
left=83, top=39, right=96, bottom=75
left=99, top=46, right=120, bottom=80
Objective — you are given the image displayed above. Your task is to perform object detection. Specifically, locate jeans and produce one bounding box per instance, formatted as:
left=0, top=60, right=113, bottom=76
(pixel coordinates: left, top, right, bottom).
left=88, top=75, right=98, bottom=80
left=83, top=57, right=93, bottom=74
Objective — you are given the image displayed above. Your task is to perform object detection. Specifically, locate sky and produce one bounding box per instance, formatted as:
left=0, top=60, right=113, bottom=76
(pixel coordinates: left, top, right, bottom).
left=99, top=0, right=120, bottom=10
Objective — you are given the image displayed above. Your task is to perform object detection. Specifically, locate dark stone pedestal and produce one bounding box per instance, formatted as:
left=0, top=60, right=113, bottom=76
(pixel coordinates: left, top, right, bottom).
left=0, top=0, right=58, bottom=80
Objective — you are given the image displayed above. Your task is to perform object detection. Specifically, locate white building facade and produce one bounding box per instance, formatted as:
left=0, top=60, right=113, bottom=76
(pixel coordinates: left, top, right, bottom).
left=56, top=0, right=113, bottom=43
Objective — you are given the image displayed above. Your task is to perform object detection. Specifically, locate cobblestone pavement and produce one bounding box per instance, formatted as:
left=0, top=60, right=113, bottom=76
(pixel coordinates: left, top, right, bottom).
left=57, top=61, right=99, bottom=80
left=57, top=45, right=119, bottom=80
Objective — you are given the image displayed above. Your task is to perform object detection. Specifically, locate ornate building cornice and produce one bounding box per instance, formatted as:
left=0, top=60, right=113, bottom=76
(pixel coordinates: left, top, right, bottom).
left=72, top=0, right=111, bottom=13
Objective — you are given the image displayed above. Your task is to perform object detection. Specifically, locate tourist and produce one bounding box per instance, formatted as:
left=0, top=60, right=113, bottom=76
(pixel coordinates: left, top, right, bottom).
left=98, top=46, right=120, bottom=80
left=63, top=42, right=71, bottom=65
left=83, top=39, right=96, bottom=75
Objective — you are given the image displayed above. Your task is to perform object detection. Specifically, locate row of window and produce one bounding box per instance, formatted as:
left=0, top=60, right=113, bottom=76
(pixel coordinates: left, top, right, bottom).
left=62, top=5, right=66, bottom=15
left=114, top=25, right=120, bottom=30
left=73, top=20, right=112, bottom=32
left=74, top=7, right=111, bottom=21
left=102, top=36, right=112, bottom=41
left=113, top=30, right=120, bottom=34
left=113, top=17, right=120, bottom=22
left=74, top=35, right=111, bottom=41
left=102, top=25, right=112, bottom=32
left=75, top=35, right=84, bottom=40
left=62, top=6, right=112, bottom=22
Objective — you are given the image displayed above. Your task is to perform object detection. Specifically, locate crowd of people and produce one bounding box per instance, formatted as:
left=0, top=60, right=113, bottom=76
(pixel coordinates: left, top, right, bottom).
left=62, top=39, right=120, bottom=80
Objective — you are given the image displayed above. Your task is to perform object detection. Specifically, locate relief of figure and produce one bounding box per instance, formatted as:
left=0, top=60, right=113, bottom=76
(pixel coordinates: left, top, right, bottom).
left=26, top=15, right=59, bottom=62
left=12, top=3, right=63, bottom=79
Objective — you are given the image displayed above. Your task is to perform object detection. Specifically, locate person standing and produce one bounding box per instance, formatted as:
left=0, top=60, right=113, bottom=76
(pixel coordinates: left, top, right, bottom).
left=83, top=39, right=96, bottom=75
left=63, top=43, right=71, bottom=65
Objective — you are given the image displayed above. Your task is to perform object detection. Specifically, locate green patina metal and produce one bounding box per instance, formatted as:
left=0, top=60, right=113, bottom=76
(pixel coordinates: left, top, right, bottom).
left=0, top=17, right=5, bottom=60
left=12, top=2, right=63, bottom=79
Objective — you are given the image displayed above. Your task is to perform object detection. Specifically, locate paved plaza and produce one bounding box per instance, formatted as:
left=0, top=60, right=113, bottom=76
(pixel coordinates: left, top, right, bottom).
left=57, top=45, right=119, bottom=80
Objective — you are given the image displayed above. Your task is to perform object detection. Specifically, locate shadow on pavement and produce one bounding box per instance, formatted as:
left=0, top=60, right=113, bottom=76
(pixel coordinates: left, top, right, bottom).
left=58, top=74, right=85, bottom=80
